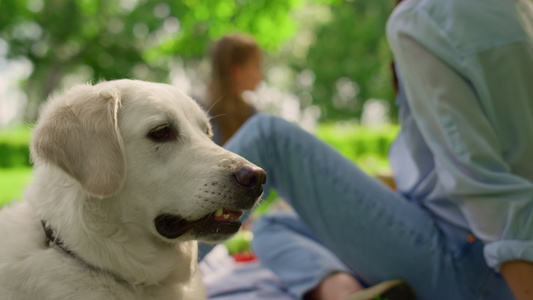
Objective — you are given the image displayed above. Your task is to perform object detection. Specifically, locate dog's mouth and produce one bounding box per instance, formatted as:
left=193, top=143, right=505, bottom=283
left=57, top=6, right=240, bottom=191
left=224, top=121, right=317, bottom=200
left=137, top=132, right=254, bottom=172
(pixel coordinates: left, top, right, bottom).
left=154, top=208, right=245, bottom=240
left=213, top=207, right=244, bottom=222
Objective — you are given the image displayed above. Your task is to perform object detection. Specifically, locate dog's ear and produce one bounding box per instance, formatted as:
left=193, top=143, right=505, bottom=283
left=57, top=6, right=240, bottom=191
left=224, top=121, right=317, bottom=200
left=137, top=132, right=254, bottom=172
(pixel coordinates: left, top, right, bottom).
left=31, top=84, right=126, bottom=198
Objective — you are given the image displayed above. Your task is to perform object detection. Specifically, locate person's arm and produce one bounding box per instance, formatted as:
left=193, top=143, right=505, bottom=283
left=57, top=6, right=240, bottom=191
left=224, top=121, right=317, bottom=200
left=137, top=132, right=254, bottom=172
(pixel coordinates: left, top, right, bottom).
left=501, top=260, right=533, bottom=300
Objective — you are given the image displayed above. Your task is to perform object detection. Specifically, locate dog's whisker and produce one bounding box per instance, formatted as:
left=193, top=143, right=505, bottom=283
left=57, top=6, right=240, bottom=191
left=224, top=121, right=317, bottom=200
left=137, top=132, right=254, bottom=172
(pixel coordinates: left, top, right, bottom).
left=205, top=94, right=227, bottom=115
left=208, top=113, right=228, bottom=121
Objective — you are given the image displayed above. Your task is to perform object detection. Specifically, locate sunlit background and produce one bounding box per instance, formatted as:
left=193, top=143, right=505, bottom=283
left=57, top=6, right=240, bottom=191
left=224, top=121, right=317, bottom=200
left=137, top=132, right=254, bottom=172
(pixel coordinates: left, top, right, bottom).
left=0, top=0, right=396, bottom=127
left=0, top=0, right=398, bottom=205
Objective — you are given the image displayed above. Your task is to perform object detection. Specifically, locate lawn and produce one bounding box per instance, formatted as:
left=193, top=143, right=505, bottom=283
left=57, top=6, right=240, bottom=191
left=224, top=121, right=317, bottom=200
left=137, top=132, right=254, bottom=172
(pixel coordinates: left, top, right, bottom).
left=0, top=122, right=398, bottom=209
left=0, top=168, right=33, bottom=207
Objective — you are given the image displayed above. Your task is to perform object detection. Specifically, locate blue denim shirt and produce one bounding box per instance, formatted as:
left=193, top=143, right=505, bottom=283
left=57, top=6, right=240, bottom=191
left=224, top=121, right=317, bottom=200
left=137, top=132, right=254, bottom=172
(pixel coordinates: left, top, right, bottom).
left=387, top=0, right=533, bottom=271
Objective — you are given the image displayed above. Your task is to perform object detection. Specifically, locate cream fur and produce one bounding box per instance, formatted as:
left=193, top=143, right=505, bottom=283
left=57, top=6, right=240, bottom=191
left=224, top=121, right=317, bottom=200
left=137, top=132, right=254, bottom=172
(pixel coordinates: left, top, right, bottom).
left=0, top=79, right=264, bottom=299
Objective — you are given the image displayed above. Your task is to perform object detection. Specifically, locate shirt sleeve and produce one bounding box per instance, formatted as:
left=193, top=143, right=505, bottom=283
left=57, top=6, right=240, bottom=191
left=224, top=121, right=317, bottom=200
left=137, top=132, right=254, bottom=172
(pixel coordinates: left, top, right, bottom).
left=387, top=14, right=533, bottom=271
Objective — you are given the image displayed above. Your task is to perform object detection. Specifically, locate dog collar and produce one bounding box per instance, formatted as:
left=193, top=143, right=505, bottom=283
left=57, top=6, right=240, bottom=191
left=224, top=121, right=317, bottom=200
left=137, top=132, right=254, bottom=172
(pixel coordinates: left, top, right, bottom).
left=42, top=221, right=77, bottom=257
left=41, top=220, right=129, bottom=285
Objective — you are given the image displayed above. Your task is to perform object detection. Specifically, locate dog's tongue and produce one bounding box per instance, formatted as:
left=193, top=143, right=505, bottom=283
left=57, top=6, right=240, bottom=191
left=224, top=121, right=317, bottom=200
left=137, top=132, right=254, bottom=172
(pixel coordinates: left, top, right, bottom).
left=214, top=208, right=243, bottom=222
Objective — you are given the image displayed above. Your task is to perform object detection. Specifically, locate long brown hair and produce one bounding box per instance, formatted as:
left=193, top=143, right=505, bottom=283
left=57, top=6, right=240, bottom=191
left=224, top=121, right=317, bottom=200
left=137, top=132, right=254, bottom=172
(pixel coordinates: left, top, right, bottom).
left=391, top=0, right=404, bottom=95
left=207, top=33, right=261, bottom=145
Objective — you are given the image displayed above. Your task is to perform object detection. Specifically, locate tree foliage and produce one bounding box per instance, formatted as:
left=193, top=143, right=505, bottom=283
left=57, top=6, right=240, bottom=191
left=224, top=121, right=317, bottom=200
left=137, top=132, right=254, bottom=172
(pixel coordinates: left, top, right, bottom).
left=1, top=0, right=339, bottom=120
left=0, top=0, right=397, bottom=123
left=302, top=0, right=397, bottom=121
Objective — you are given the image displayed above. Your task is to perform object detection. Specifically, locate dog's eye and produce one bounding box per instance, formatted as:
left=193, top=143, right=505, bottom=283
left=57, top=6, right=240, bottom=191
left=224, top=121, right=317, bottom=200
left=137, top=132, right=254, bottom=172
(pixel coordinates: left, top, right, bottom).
left=148, top=125, right=176, bottom=142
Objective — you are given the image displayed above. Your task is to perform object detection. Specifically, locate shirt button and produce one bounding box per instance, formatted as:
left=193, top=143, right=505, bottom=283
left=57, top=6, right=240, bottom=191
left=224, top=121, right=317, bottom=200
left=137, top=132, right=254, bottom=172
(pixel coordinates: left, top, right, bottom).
left=466, top=234, right=476, bottom=243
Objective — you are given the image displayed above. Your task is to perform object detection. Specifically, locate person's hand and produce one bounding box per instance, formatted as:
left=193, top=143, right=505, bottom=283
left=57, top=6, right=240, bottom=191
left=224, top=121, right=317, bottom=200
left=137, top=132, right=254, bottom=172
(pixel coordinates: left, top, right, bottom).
left=501, top=260, right=533, bottom=300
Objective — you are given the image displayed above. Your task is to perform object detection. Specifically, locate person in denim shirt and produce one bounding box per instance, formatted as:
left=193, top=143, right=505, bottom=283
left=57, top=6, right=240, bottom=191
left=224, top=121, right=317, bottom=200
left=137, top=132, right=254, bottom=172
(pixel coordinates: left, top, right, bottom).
left=213, top=0, right=533, bottom=299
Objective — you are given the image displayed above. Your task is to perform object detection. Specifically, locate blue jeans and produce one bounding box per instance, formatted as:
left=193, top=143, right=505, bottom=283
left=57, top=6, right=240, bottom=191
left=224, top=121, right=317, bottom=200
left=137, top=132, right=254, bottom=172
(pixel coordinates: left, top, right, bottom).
left=214, top=114, right=514, bottom=300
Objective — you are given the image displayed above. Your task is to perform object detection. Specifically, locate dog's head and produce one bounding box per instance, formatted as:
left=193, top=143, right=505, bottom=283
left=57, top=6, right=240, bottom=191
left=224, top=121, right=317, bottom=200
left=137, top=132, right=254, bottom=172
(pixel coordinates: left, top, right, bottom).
left=31, top=79, right=266, bottom=243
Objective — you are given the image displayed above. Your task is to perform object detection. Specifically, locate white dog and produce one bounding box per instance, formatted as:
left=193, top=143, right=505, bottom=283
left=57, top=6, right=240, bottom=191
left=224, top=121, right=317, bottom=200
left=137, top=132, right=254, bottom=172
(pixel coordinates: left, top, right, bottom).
left=0, top=79, right=266, bottom=299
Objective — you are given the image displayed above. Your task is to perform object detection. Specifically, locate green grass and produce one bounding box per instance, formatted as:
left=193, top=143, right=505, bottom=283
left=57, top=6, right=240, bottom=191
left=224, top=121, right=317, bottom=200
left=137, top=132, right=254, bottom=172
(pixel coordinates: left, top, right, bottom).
left=0, top=126, right=33, bottom=145
left=0, top=122, right=398, bottom=208
left=0, top=126, right=33, bottom=169
left=0, top=126, right=34, bottom=207
left=316, top=122, right=398, bottom=176
left=0, top=168, right=33, bottom=207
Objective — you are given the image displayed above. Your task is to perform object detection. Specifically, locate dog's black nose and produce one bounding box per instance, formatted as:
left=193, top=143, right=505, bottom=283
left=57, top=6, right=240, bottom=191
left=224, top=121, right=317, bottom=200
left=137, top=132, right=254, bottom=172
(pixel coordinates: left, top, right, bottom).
left=233, top=165, right=267, bottom=189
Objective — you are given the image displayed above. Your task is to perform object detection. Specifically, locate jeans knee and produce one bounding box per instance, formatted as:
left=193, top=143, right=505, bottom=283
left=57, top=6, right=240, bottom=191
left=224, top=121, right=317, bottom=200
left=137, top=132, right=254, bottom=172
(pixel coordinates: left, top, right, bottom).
left=247, top=113, right=277, bottom=124
left=225, top=114, right=276, bottom=151
left=225, top=114, right=293, bottom=167
left=246, top=114, right=297, bottom=141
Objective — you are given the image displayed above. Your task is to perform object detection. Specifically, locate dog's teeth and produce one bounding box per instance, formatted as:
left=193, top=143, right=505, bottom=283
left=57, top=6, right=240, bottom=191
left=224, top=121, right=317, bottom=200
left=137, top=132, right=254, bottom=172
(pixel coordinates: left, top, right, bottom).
left=223, top=214, right=230, bottom=219
left=215, top=209, right=223, bottom=217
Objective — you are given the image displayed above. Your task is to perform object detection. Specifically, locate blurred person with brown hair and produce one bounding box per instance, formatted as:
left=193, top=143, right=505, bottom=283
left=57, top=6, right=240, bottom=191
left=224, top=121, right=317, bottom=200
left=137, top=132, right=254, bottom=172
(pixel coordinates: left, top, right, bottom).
left=206, top=33, right=263, bottom=145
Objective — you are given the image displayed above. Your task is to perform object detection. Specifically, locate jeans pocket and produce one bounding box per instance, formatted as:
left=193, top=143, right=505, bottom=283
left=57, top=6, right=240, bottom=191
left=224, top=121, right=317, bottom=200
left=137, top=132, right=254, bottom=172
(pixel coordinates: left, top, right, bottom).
left=438, top=220, right=493, bottom=298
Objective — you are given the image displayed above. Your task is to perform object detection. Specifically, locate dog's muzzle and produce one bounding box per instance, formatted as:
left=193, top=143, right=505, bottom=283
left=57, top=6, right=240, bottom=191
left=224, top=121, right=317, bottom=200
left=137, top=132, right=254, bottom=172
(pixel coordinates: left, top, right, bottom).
left=155, top=165, right=266, bottom=240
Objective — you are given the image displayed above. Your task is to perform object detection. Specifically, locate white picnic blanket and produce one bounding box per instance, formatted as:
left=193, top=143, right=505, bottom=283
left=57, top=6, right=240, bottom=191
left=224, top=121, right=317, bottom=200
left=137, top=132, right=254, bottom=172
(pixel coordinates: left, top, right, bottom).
left=200, top=245, right=296, bottom=300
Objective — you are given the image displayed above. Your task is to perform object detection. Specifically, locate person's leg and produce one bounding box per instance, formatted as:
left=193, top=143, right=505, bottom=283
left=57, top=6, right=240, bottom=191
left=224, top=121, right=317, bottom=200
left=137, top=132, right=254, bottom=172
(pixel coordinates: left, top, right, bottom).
left=252, top=210, right=362, bottom=299
left=224, top=114, right=513, bottom=300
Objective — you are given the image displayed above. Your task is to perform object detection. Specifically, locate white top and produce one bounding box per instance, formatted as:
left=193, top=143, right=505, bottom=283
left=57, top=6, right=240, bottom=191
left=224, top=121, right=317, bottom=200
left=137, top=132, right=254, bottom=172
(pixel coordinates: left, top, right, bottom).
left=387, top=0, right=533, bottom=271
